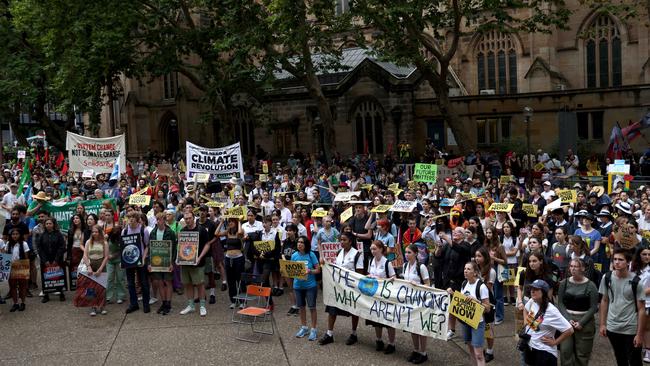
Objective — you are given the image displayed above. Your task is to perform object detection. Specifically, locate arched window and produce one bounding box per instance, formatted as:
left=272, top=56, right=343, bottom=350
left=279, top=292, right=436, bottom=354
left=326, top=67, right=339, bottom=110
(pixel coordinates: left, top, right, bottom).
left=354, top=100, right=384, bottom=154
left=233, top=108, right=255, bottom=156
left=476, top=31, right=517, bottom=94
left=585, top=14, right=621, bottom=88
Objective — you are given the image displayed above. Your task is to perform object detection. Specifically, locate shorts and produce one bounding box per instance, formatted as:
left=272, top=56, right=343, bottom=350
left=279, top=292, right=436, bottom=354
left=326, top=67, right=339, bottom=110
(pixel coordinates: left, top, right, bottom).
left=294, top=287, right=318, bottom=309
left=150, top=272, right=172, bottom=281
left=462, top=320, right=486, bottom=348
left=181, top=266, right=205, bottom=285
left=204, top=256, right=215, bottom=274
left=325, top=305, right=351, bottom=317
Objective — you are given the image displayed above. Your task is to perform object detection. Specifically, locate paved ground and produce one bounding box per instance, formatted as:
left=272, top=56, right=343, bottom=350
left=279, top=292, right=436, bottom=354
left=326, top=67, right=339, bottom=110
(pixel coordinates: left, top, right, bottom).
left=0, top=282, right=618, bottom=366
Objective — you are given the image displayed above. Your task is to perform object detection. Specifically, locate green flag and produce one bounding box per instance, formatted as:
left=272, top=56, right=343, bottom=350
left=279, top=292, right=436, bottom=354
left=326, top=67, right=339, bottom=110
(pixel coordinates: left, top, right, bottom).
left=17, top=159, right=31, bottom=195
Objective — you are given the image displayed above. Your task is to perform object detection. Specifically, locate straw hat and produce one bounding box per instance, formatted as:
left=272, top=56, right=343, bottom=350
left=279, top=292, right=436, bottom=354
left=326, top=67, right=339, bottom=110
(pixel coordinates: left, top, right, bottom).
left=32, top=191, right=51, bottom=201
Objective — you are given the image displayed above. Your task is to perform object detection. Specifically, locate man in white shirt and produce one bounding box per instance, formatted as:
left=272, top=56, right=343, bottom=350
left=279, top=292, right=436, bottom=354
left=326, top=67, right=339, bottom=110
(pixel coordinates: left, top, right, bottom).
left=275, top=198, right=292, bottom=225
left=242, top=210, right=264, bottom=239
left=1, top=183, right=24, bottom=219
left=540, top=181, right=555, bottom=201
left=260, top=191, right=275, bottom=217
left=637, top=206, right=650, bottom=232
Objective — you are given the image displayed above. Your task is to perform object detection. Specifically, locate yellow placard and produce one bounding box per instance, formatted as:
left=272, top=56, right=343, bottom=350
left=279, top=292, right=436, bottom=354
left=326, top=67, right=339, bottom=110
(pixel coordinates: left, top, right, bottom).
left=223, top=206, right=245, bottom=220
left=407, top=181, right=419, bottom=190
left=194, top=173, right=210, bottom=183
left=388, top=183, right=399, bottom=191
left=293, top=201, right=312, bottom=206
left=340, top=207, right=353, bottom=223
left=254, top=240, right=275, bottom=253
left=259, top=173, right=268, bottom=182
left=533, top=163, right=545, bottom=172
left=502, top=268, right=517, bottom=286
left=521, top=204, right=537, bottom=218
left=450, top=291, right=485, bottom=329
left=499, top=176, right=514, bottom=185
left=361, top=184, right=374, bottom=191
left=488, top=203, right=514, bottom=213
left=205, top=201, right=225, bottom=208
left=514, top=267, right=526, bottom=287
left=460, top=192, right=475, bottom=200
left=279, top=259, right=307, bottom=280
left=370, top=205, right=392, bottom=213
left=262, top=161, right=269, bottom=174
left=557, top=190, right=577, bottom=203
left=129, top=195, right=151, bottom=206
left=435, top=159, right=445, bottom=165
left=311, top=209, right=328, bottom=218
left=594, top=263, right=603, bottom=272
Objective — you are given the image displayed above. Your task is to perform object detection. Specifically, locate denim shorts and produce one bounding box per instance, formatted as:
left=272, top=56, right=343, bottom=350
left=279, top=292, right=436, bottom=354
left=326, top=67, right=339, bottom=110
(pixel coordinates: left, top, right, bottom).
left=462, top=320, right=486, bottom=348
left=294, top=287, right=318, bottom=309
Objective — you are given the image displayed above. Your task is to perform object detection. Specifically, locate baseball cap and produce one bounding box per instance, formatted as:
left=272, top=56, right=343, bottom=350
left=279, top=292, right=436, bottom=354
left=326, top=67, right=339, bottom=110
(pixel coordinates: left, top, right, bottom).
left=543, top=181, right=551, bottom=186
left=530, top=279, right=550, bottom=293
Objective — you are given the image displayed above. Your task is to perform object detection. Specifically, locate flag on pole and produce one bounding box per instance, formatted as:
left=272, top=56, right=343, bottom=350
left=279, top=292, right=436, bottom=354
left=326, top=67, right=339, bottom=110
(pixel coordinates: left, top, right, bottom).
left=44, top=147, right=49, bottom=164
left=109, top=157, right=120, bottom=183
left=17, top=160, right=31, bottom=195
left=61, top=162, right=69, bottom=176
left=55, top=152, right=65, bottom=168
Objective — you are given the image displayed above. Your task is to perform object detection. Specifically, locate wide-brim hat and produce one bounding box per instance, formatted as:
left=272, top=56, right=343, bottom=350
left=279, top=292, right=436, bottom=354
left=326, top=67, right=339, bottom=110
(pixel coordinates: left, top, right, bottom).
left=590, top=186, right=605, bottom=198
left=32, top=191, right=51, bottom=201
left=229, top=177, right=241, bottom=185
left=615, top=201, right=632, bottom=215
left=596, top=209, right=613, bottom=220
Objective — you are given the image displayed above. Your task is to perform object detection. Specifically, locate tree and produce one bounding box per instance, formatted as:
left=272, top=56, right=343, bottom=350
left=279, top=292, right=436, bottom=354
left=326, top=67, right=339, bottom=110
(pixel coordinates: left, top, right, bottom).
left=353, top=0, right=570, bottom=154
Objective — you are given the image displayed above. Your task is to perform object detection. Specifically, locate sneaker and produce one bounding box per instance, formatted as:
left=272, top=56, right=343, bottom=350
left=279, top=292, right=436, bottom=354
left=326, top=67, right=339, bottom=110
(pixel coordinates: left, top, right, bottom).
left=287, top=307, right=299, bottom=316
left=239, top=303, right=245, bottom=309
left=446, top=330, right=455, bottom=340
left=384, top=344, right=395, bottom=355
left=100, top=309, right=108, bottom=315
left=345, top=334, right=358, bottom=346
left=308, top=328, right=318, bottom=341
left=162, top=305, right=171, bottom=315
left=407, top=351, right=419, bottom=362
left=149, top=297, right=158, bottom=305
left=295, top=327, right=309, bottom=338
left=125, top=305, right=140, bottom=314
left=494, top=319, right=504, bottom=325
left=117, top=299, right=124, bottom=304
left=229, top=303, right=236, bottom=309
left=143, top=306, right=150, bottom=314
left=485, top=352, right=494, bottom=363
left=18, top=303, right=25, bottom=311
left=138, top=296, right=142, bottom=301
left=90, top=308, right=97, bottom=316
left=503, top=300, right=509, bottom=306
left=644, top=350, right=650, bottom=363
left=180, top=305, right=195, bottom=315
left=375, top=340, right=385, bottom=351
left=318, top=334, right=334, bottom=345
left=209, top=295, right=216, bottom=304
left=413, top=353, right=428, bottom=364
left=199, top=306, right=207, bottom=317
left=0, top=297, right=5, bottom=304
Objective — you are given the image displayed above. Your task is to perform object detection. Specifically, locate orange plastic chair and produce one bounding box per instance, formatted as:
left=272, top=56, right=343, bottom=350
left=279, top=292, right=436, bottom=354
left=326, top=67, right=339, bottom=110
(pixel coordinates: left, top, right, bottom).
left=235, top=285, right=274, bottom=343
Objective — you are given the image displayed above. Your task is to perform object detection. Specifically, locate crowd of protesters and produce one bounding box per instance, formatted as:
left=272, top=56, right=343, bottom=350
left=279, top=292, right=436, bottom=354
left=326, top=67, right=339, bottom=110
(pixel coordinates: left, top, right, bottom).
left=1, top=142, right=650, bottom=366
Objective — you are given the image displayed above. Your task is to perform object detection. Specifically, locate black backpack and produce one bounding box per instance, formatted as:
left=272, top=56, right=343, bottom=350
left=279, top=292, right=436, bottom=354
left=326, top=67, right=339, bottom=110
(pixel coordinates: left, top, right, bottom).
left=336, top=248, right=367, bottom=273
left=402, top=262, right=425, bottom=284
left=462, top=279, right=496, bottom=324
left=604, top=271, right=641, bottom=312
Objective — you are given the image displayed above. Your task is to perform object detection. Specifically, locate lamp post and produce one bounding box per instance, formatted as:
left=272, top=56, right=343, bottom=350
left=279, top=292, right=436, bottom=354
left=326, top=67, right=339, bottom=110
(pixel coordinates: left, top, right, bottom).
left=523, top=106, right=533, bottom=186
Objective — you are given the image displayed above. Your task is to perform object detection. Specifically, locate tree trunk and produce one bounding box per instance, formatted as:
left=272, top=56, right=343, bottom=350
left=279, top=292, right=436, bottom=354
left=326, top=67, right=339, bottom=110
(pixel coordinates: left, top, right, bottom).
left=303, top=72, right=336, bottom=157
left=107, top=78, right=115, bottom=136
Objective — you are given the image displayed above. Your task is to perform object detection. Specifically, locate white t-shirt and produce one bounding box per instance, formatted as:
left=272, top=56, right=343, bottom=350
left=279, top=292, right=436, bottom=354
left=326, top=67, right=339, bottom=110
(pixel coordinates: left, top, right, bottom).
left=368, top=256, right=395, bottom=279
left=403, top=262, right=429, bottom=285
left=242, top=221, right=264, bottom=235
left=335, top=247, right=364, bottom=272
left=461, top=279, right=489, bottom=302
left=1, top=192, right=24, bottom=219
left=9, top=241, right=30, bottom=261
left=524, top=300, right=572, bottom=358
left=502, top=236, right=519, bottom=265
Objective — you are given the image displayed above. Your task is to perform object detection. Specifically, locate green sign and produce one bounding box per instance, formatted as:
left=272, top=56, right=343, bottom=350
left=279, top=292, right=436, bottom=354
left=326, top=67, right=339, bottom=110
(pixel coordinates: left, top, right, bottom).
left=149, top=240, right=172, bottom=272
left=413, top=163, right=438, bottom=183
left=29, top=198, right=116, bottom=233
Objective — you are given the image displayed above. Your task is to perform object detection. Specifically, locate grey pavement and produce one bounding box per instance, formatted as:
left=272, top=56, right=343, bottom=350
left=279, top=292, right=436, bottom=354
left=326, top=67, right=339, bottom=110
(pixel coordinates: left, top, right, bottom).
left=0, top=282, right=618, bottom=366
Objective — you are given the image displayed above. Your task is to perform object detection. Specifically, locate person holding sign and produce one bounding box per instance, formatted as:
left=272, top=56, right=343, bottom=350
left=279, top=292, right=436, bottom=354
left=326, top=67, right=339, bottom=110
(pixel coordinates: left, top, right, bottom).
left=365, top=240, right=397, bottom=354
left=4, top=229, right=30, bottom=312
left=81, top=225, right=109, bottom=316
left=149, top=213, right=177, bottom=315
left=178, top=212, right=212, bottom=317
left=290, top=236, right=320, bottom=341
left=36, top=218, right=67, bottom=303
left=402, top=243, right=431, bottom=364
left=122, top=211, right=151, bottom=314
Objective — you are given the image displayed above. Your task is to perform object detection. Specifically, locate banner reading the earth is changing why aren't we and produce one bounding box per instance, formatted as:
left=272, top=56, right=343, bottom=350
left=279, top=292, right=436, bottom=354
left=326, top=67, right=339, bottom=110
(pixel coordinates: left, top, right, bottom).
left=185, top=141, right=244, bottom=183
left=65, top=132, right=126, bottom=175
left=322, top=263, right=450, bottom=340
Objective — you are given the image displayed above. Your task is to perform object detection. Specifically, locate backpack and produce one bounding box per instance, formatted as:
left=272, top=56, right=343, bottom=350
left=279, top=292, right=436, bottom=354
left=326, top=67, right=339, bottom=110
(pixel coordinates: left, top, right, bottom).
left=604, top=271, right=641, bottom=312
left=336, top=248, right=366, bottom=273
left=462, top=279, right=496, bottom=324
left=584, top=257, right=602, bottom=288
left=402, top=262, right=425, bottom=284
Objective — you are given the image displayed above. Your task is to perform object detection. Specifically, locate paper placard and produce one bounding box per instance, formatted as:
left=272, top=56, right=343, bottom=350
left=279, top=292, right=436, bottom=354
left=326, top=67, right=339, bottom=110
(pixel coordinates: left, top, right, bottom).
left=390, top=200, right=417, bottom=213
left=533, top=163, right=545, bottom=172
left=450, top=291, right=485, bottom=329
left=340, top=207, right=353, bottom=223
left=318, top=242, right=340, bottom=263
left=205, top=201, right=225, bottom=208
left=41, top=263, right=67, bottom=292
left=311, top=209, right=328, bottom=218
left=488, top=203, right=514, bottom=213
left=157, top=163, right=173, bottom=176
left=0, top=253, right=11, bottom=282
left=121, top=234, right=144, bottom=269
left=129, top=195, right=151, bottom=206
left=499, top=175, right=514, bottom=185
left=361, top=184, right=374, bottom=191
left=254, top=240, right=275, bottom=253
left=614, top=225, right=640, bottom=249
left=17, top=150, right=26, bottom=159
left=557, top=190, right=577, bottom=203
left=334, top=191, right=361, bottom=202
left=522, top=204, right=537, bottom=218
left=447, top=157, right=464, bottom=168
left=388, top=183, right=399, bottom=191
left=413, top=163, right=438, bottom=183
left=10, top=259, right=30, bottom=280
left=370, top=205, right=392, bottom=213
left=149, top=240, right=172, bottom=272
left=176, top=231, right=200, bottom=265
left=194, top=173, right=210, bottom=183
left=223, top=206, right=245, bottom=220
left=279, top=259, right=307, bottom=280
left=502, top=267, right=518, bottom=286
left=82, top=169, right=95, bottom=179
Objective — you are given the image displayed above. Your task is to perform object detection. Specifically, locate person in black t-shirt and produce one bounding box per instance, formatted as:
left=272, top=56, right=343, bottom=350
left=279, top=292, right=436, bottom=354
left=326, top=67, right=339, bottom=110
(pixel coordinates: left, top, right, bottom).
left=348, top=203, right=372, bottom=272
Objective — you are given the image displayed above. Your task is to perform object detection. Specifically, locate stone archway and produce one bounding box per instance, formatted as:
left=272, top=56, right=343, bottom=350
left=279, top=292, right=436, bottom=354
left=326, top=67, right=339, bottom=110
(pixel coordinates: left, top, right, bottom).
left=159, top=111, right=179, bottom=159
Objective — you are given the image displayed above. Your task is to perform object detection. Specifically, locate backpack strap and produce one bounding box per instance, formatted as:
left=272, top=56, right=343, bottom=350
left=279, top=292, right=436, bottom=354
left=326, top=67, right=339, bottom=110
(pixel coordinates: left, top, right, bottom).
left=384, top=259, right=389, bottom=277
left=415, top=262, right=423, bottom=284
left=632, top=275, right=640, bottom=312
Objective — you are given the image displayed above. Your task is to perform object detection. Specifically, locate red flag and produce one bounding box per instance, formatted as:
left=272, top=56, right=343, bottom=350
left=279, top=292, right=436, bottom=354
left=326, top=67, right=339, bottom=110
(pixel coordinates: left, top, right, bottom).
left=606, top=124, right=624, bottom=160
left=44, top=148, right=49, bottom=164
left=55, top=152, right=64, bottom=168
left=60, top=162, right=68, bottom=176
left=622, top=121, right=642, bottom=143
left=35, top=152, right=40, bottom=162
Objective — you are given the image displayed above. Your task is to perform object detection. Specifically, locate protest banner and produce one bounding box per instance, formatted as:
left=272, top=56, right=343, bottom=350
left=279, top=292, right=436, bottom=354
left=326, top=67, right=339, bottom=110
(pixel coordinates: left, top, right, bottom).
left=120, top=234, right=144, bottom=269
left=10, top=259, right=30, bottom=280
left=521, top=204, right=537, bottom=218
left=32, top=198, right=116, bottom=233
left=488, top=203, right=514, bottom=213
left=129, top=194, right=151, bottom=206
left=17, top=150, right=26, bottom=159
left=254, top=240, right=275, bottom=253
left=0, top=253, right=11, bottom=282
left=73, top=273, right=108, bottom=308
left=334, top=191, right=361, bottom=202
left=450, top=291, right=485, bottom=329
left=318, top=242, right=340, bottom=263
left=322, top=264, right=450, bottom=340
left=279, top=259, right=307, bottom=280
left=557, top=189, right=577, bottom=203
left=186, top=141, right=244, bottom=182
left=177, top=231, right=199, bottom=265
left=41, top=263, right=67, bottom=293
left=66, top=131, right=126, bottom=175
left=370, top=205, right=392, bottom=213
left=390, top=200, right=417, bottom=213
left=150, top=240, right=172, bottom=272
left=340, top=207, right=353, bottom=223
left=311, top=209, right=328, bottom=218
left=413, top=163, right=438, bottom=183
left=157, top=163, right=173, bottom=176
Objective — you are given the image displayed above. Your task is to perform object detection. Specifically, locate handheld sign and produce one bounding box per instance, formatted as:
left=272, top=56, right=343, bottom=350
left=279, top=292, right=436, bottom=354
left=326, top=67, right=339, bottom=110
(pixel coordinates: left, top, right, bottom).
left=194, top=173, right=210, bottom=183
left=361, top=184, right=374, bottom=191
left=82, top=169, right=95, bottom=179
left=129, top=194, right=151, bottom=206
left=311, top=209, right=328, bottom=218
left=149, top=240, right=172, bottom=272
left=254, top=240, right=275, bottom=253
left=17, top=150, right=26, bottom=159
left=533, top=163, right=545, bottom=172
left=390, top=200, right=417, bottom=213
left=488, top=203, right=514, bottom=213
left=41, top=263, right=67, bottom=293
left=557, top=190, right=577, bottom=204
left=614, top=224, right=640, bottom=249
left=450, top=291, right=485, bottom=329
left=121, top=234, right=144, bottom=269
left=176, top=231, right=200, bottom=265
left=340, top=207, right=353, bottom=223
left=157, top=163, right=173, bottom=176
left=413, top=163, right=438, bottom=183
left=0, top=253, right=12, bottom=282
left=223, top=206, right=245, bottom=220
left=370, top=205, right=392, bottom=213
left=318, top=242, right=340, bottom=263
left=205, top=201, right=225, bottom=208
left=388, top=183, right=399, bottom=191
left=407, top=181, right=419, bottom=190
left=334, top=191, right=361, bottom=202
left=10, top=259, right=30, bottom=280
left=498, top=175, right=514, bottom=186
left=279, top=259, right=307, bottom=280
left=521, top=204, right=537, bottom=218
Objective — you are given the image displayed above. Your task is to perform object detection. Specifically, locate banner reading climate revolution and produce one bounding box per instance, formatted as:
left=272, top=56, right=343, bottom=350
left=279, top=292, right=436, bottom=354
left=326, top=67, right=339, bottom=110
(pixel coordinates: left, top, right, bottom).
left=322, top=264, right=449, bottom=340
left=66, top=132, right=126, bottom=175
left=186, top=141, right=244, bottom=182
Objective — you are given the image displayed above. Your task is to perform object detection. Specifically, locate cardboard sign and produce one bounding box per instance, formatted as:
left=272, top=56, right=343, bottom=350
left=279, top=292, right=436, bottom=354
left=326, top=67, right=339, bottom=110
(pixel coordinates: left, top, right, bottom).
left=522, top=204, right=537, bottom=218
left=340, top=207, right=353, bottom=223
left=488, top=203, right=514, bottom=213
left=447, top=157, right=464, bottom=168
left=157, top=163, right=173, bottom=176
left=533, top=163, right=545, bottom=172
left=361, top=184, right=374, bottom=191
left=254, top=240, right=275, bottom=253
left=388, top=183, right=399, bottom=191
left=121, top=234, right=144, bottom=269
left=10, top=259, right=30, bottom=280
left=370, top=205, right=392, bottom=213
left=334, top=191, right=361, bottom=202
left=17, top=150, right=26, bottom=159
left=615, top=225, right=640, bottom=249
left=413, top=163, right=438, bottom=183
left=450, top=291, right=485, bottom=329
left=41, top=263, right=67, bottom=293
left=223, top=206, right=245, bottom=220
left=390, top=200, right=417, bottom=213
left=502, top=267, right=518, bottom=286
left=149, top=240, right=172, bottom=272
left=205, top=201, right=225, bottom=208
left=129, top=195, right=151, bottom=206
left=194, top=173, right=210, bottom=183
left=0, top=253, right=12, bottom=282
left=279, top=259, right=307, bottom=280
left=82, top=169, right=95, bottom=179
left=557, top=190, right=577, bottom=204
left=311, top=209, right=328, bottom=218
left=499, top=176, right=514, bottom=185
left=176, top=231, right=200, bottom=265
